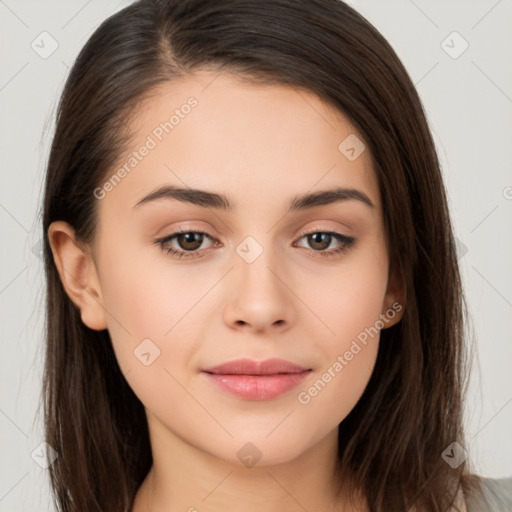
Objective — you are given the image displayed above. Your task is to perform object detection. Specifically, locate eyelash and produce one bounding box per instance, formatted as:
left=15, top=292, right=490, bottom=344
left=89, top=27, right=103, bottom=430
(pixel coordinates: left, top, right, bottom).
left=155, top=227, right=356, bottom=260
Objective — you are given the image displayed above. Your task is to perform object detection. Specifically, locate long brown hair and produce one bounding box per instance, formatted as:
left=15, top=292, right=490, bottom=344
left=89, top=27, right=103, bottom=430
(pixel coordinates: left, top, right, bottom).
left=41, top=0, right=483, bottom=510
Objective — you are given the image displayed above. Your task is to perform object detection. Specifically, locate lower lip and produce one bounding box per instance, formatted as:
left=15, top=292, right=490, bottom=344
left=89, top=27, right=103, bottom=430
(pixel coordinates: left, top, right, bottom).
left=203, top=371, right=311, bottom=400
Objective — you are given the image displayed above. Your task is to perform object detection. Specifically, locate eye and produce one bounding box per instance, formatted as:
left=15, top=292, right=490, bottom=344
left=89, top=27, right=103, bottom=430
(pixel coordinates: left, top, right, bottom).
left=294, top=231, right=355, bottom=257
left=155, top=229, right=356, bottom=260
left=156, top=229, right=219, bottom=260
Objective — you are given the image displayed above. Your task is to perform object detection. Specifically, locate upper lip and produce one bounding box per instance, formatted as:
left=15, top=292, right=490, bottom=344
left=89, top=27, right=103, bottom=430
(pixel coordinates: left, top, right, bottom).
left=202, top=358, right=310, bottom=375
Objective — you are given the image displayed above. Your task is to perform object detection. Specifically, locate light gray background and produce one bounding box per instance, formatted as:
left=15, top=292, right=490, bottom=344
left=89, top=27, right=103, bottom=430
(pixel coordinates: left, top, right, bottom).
left=1, top=0, right=511, bottom=510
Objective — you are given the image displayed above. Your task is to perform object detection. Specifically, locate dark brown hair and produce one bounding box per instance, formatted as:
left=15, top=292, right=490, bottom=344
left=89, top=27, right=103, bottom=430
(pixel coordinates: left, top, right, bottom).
left=41, top=0, right=484, bottom=510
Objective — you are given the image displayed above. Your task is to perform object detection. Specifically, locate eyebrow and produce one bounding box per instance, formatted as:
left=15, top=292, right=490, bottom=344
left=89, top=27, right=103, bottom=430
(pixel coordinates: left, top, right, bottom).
left=133, top=185, right=374, bottom=212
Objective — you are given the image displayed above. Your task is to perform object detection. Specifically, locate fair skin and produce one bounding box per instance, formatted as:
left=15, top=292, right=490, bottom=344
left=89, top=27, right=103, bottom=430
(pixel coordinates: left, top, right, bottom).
left=48, top=71, right=404, bottom=511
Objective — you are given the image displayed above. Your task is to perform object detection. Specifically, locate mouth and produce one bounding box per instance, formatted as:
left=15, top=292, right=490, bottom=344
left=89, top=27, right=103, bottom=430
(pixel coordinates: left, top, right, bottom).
left=201, top=358, right=312, bottom=400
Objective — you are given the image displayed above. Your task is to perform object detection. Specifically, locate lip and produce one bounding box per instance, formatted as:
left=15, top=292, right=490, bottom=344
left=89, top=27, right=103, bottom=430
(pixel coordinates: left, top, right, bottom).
left=202, top=358, right=312, bottom=400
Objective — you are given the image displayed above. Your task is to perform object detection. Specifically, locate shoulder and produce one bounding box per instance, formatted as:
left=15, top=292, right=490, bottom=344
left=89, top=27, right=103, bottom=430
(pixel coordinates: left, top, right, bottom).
left=463, top=475, right=512, bottom=512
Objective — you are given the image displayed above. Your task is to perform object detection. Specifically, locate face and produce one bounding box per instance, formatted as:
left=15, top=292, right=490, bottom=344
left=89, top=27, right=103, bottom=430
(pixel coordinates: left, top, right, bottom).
left=54, top=71, right=403, bottom=468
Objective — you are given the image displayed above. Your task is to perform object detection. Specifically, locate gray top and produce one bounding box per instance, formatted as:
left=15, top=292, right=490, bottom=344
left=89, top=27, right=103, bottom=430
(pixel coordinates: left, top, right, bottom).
left=465, top=477, right=512, bottom=512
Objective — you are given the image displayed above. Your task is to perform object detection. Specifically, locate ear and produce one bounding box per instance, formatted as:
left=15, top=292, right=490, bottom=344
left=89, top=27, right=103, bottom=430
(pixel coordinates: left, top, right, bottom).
left=47, top=221, right=108, bottom=331
left=381, top=266, right=406, bottom=328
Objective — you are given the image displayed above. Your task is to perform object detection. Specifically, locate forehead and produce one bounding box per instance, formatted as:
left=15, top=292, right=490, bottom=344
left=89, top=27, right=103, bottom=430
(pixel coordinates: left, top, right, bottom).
left=100, top=70, right=380, bottom=215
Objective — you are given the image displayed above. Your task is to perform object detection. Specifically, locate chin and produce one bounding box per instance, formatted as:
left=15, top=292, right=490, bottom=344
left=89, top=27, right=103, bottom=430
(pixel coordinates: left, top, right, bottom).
left=207, top=428, right=321, bottom=469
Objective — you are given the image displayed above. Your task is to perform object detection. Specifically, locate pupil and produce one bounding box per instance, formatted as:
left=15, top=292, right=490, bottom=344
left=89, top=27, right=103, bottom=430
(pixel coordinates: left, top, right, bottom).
left=309, top=233, right=330, bottom=250
left=179, top=233, right=202, bottom=250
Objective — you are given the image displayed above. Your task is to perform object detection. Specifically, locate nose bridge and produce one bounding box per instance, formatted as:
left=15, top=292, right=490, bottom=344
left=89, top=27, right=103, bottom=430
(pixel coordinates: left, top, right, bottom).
left=235, top=233, right=283, bottom=297
left=224, top=233, right=295, bottom=331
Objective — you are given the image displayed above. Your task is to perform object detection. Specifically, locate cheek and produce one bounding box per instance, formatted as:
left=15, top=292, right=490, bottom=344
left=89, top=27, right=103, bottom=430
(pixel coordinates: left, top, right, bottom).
left=292, top=249, right=388, bottom=417
left=95, top=240, right=203, bottom=372
left=293, top=273, right=386, bottom=428
left=97, top=258, right=204, bottom=415
left=305, top=247, right=390, bottom=341
left=295, top=339, right=379, bottom=441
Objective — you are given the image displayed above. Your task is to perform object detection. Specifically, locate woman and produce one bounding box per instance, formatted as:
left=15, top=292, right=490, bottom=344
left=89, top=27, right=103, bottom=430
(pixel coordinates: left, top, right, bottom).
left=41, top=0, right=512, bottom=510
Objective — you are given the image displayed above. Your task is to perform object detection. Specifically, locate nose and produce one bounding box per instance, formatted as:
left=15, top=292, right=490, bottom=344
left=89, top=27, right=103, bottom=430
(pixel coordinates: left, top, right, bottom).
left=223, top=245, right=296, bottom=335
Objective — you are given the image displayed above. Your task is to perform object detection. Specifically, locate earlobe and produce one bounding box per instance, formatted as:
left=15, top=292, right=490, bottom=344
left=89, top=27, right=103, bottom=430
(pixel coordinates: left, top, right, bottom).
left=47, top=221, right=108, bottom=331
left=381, top=269, right=406, bottom=328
